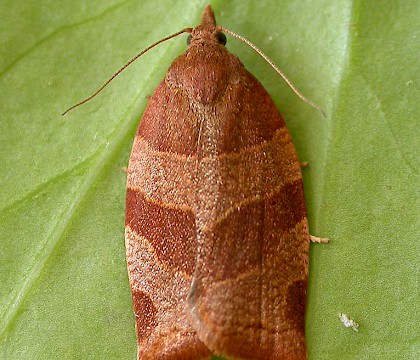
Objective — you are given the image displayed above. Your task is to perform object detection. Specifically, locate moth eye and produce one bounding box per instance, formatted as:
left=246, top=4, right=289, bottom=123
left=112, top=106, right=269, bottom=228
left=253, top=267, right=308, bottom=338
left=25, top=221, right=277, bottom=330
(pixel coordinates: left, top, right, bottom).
left=215, top=31, right=227, bottom=45
left=187, top=34, right=192, bottom=45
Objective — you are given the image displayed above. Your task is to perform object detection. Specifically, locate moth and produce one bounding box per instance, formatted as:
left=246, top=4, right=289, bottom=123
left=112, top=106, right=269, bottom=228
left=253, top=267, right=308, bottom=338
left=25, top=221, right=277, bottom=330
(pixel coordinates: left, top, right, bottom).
left=64, top=4, right=327, bottom=360
left=124, top=6, right=328, bottom=359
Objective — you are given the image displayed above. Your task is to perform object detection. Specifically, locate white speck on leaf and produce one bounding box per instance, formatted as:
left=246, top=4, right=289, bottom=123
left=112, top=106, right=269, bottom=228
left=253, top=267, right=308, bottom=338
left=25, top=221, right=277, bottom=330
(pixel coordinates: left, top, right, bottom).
left=338, top=313, right=359, bottom=332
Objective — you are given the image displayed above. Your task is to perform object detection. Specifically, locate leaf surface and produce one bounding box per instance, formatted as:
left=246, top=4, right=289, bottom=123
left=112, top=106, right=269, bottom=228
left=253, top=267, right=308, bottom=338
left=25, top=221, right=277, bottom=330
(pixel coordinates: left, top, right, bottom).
left=0, top=0, right=418, bottom=359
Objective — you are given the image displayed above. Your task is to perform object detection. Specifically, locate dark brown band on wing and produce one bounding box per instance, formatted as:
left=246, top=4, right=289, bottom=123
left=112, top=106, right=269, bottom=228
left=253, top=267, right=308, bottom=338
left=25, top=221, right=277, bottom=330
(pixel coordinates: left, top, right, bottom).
left=126, top=187, right=196, bottom=276
left=132, top=290, right=158, bottom=340
left=195, top=178, right=307, bottom=282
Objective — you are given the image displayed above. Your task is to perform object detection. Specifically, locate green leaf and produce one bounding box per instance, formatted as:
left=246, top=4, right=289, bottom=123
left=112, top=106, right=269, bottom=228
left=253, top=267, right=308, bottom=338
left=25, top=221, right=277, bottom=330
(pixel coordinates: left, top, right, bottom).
left=0, top=0, right=417, bottom=359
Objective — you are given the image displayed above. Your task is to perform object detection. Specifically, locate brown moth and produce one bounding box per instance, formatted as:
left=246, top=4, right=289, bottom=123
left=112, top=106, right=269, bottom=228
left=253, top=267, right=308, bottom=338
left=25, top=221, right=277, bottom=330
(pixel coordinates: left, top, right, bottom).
left=63, top=4, right=327, bottom=360
left=123, top=5, right=326, bottom=360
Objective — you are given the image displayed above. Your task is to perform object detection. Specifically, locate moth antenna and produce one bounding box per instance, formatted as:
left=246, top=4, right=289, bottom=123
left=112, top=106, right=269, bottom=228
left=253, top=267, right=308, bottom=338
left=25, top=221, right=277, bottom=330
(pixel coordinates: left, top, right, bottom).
left=220, top=27, right=326, bottom=117
left=62, top=28, right=193, bottom=115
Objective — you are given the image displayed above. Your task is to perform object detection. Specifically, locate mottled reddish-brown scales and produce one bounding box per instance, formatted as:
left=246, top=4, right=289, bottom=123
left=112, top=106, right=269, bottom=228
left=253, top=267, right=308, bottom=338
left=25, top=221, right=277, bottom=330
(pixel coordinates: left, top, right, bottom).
left=125, top=5, right=310, bottom=359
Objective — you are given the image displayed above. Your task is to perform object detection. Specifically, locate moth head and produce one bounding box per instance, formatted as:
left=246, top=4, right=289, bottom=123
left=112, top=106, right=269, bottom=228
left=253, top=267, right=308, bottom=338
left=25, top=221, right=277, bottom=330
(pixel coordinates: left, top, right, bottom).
left=186, top=30, right=227, bottom=47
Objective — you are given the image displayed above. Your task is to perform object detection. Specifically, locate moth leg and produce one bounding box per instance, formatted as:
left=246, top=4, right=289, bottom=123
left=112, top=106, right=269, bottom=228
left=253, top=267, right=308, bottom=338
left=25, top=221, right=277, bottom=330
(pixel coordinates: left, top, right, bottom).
left=300, top=161, right=309, bottom=168
left=310, top=235, right=329, bottom=243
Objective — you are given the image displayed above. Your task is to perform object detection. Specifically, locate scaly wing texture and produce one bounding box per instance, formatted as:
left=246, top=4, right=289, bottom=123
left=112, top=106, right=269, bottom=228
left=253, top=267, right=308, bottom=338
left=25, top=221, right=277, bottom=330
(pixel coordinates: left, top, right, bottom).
left=125, top=16, right=309, bottom=359
left=182, top=49, right=309, bottom=360
left=125, top=78, right=211, bottom=359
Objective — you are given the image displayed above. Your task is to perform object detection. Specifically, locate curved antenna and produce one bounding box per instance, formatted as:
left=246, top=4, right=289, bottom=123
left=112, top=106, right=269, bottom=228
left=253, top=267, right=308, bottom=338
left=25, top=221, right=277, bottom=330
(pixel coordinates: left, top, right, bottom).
left=62, top=27, right=193, bottom=115
left=220, top=26, right=326, bottom=117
